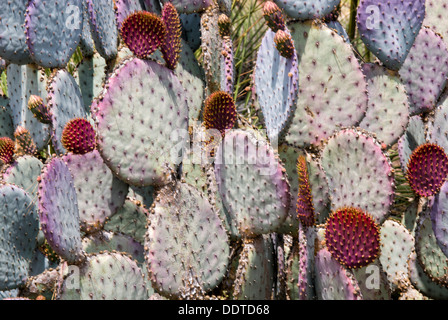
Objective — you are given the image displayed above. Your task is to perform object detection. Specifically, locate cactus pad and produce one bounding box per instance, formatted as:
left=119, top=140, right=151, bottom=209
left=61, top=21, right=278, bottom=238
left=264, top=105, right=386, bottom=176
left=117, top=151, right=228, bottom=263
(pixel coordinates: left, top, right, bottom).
left=25, top=0, right=83, bottom=68
left=254, top=28, right=299, bottom=144
left=214, top=129, right=291, bottom=237
left=399, top=27, right=448, bottom=115
left=356, top=0, right=425, bottom=71
left=58, top=251, right=148, bottom=300
left=406, top=143, right=448, bottom=198
left=159, top=0, right=212, bottom=14
left=321, top=129, right=395, bottom=224
left=273, top=0, right=341, bottom=20
left=0, top=0, right=33, bottom=64
left=284, top=21, right=368, bottom=147
left=0, top=184, right=39, bottom=290
left=94, top=57, right=189, bottom=187
left=145, top=182, right=230, bottom=298
left=37, top=157, right=85, bottom=265
left=62, top=149, right=128, bottom=233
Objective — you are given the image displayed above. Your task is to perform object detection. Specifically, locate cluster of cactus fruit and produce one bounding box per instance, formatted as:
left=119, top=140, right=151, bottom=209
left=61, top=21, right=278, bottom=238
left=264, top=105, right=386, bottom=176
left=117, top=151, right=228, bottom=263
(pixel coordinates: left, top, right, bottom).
left=2, top=0, right=448, bottom=301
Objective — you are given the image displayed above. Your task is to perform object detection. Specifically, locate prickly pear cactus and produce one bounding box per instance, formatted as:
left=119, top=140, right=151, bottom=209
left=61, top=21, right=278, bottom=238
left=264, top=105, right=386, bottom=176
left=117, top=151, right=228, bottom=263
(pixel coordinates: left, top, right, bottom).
left=2, top=0, right=448, bottom=302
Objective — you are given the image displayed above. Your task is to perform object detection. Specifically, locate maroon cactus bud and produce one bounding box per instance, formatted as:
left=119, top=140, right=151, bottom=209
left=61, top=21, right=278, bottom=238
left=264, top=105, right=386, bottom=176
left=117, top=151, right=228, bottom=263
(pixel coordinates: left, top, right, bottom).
left=120, top=11, right=167, bottom=59
left=161, top=3, right=182, bottom=70
left=28, top=94, right=51, bottom=124
left=203, top=91, right=237, bottom=137
left=263, top=1, right=285, bottom=32
left=274, top=29, right=295, bottom=59
left=14, top=126, right=37, bottom=156
left=296, top=155, right=315, bottom=227
left=406, top=143, right=448, bottom=197
left=324, top=207, right=381, bottom=269
left=61, top=118, right=96, bottom=155
left=218, top=14, right=231, bottom=37
left=0, top=137, right=15, bottom=165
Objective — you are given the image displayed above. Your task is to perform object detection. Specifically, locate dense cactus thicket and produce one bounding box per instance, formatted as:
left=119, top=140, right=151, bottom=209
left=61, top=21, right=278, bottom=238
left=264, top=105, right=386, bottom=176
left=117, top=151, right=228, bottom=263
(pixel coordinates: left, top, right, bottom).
left=1, top=0, right=448, bottom=301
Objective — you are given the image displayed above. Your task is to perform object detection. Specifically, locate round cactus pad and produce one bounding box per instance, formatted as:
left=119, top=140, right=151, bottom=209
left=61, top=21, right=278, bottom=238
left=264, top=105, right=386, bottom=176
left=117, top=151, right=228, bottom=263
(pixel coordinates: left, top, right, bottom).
left=63, top=150, right=128, bottom=233
left=0, top=0, right=33, bottom=64
left=95, top=57, right=189, bottom=187
left=214, top=129, right=291, bottom=237
left=321, top=129, right=395, bottom=224
left=145, top=182, right=230, bottom=298
left=37, top=157, right=85, bottom=264
left=58, top=251, right=148, bottom=300
left=284, top=21, right=368, bottom=148
left=25, top=0, right=83, bottom=68
left=357, top=0, right=425, bottom=71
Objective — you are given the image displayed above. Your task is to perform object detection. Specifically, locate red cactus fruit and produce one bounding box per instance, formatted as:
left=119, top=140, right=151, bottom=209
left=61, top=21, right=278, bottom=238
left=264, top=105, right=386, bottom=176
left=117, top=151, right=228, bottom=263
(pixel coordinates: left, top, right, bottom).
left=274, top=29, right=295, bottom=59
left=406, top=143, right=448, bottom=197
left=263, top=1, right=285, bottom=32
left=296, top=155, right=315, bottom=227
left=61, top=118, right=96, bottom=154
left=161, top=3, right=182, bottom=70
left=120, top=11, right=167, bottom=59
left=324, top=207, right=381, bottom=269
left=0, top=137, right=15, bottom=165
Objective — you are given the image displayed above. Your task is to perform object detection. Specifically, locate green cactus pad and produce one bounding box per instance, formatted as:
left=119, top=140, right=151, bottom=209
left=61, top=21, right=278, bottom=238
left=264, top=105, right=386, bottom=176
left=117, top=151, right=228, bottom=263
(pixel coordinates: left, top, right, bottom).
left=351, top=260, right=391, bottom=300
left=145, top=182, right=230, bottom=298
left=85, top=0, right=118, bottom=60
left=2, top=155, right=43, bottom=201
left=0, top=105, right=13, bottom=140
left=399, top=27, right=448, bottom=115
left=62, top=150, right=129, bottom=233
left=37, top=157, right=85, bottom=265
left=284, top=21, right=368, bottom=148
left=82, top=230, right=144, bottom=264
left=7, top=64, right=50, bottom=150
left=428, top=89, right=448, bottom=153
left=378, top=219, right=415, bottom=292
left=150, top=38, right=205, bottom=122
left=214, top=129, right=291, bottom=237
left=0, top=0, right=33, bottom=64
left=200, top=5, right=222, bottom=94
left=104, top=198, right=149, bottom=244
left=25, top=0, right=83, bottom=68
left=233, top=236, right=276, bottom=300
left=57, top=251, right=148, bottom=300
left=75, top=52, right=107, bottom=112
left=94, top=57, right=189, bottom=187
left=0, top=184, right=39, bottom=290
left=409, top=250, right=448, bottom=299
left=321, top=128, right=395, bottom=224
left=415, top=210, right=448, bottom=287
left=314, top=248, right=362, bottom=300
left=358, top=63, right=410, bottom=147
